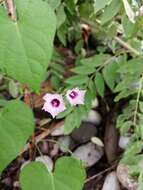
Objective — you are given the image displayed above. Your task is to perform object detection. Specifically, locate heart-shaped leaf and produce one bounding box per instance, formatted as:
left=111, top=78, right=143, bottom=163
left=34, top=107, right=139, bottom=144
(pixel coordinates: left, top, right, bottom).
left=0, top=100, right=34, bottom=172
left=0, top=0, right=56, bottom=90
left=20, top=156, right=86, bottom=190
left=20, top=162, right=53, bottom=190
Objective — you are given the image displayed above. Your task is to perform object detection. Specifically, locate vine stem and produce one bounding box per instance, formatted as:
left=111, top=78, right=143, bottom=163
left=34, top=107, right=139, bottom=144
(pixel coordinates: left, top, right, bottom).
left=5, top=0, right=16, bottom=21
left=114, top=36, right=140, bottom=56
left=133, top=75, right=143, bottom=127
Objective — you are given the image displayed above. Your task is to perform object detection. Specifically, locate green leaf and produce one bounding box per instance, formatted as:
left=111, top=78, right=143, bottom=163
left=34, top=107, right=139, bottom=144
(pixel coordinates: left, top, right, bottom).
left=0, top=100, right=34, bottom=172
left=139, top=102, right=143, bottom=113
left=20, top=157, right=86, bottom=190
left=93, top=0, right=109, bottom=13
left=54, top=157, right=85, bottom=190
left=56, top=106, right=73, bottom=119
left=65, top=75, right=88, bottom=86
left=85, top=89, right=94, bottom=111
left=138, top=172, right=143, bottom=190
left=102, top=60, right=119, bottom=90
left=81, top=54, right=110, bottom=68
left=56, top=3, right=66, bottom=28
left=71, top=65, right=95, bottom=75
left=8, top=80, right=19, bottom=98
left=0, top=99, right=9, bottom=107
left=122, top=15, right=137, bottom=37
left=100, top=0, right=122, bottom=24
left=47, top=0, right=61, bottom=10
left=20, top=162, right=53, bottom=190
left=51, top=75, right=62, bottom=90
left=64, top=112, right=76, bottom=134
left=0, top=0, right=56, bottom=91
left=118, top=58, right=143, bottom=75
left=94, top=72, right=105, bottom=97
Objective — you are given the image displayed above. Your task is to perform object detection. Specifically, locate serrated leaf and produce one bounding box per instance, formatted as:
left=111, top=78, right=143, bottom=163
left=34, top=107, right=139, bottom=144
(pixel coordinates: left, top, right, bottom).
left=122, top=15, right=137, bottom=37
left=81, top=54, right=110, bottom=68
left=118, top=58, right=143, bottom=75
left=93, top=0, right=109, bottom=13
left=65, top=75, right=88, bottom=86
left=85, top=89, right=93, bottom=111
left=0, top=100, right=34, bottom=172
left=56, top=106, right=73, bottom=119
left=0, top=0, right=56, bottom=91
left=64, top=112, right=76, bottom=134
left=56, top=3, right=66, bottom=28
left=102, top=61, right=119, bottom=90
left=71, top=65, right=94, bottom=75
left=100, top=0, right=122, bottom=24
left=20, top=157, right=86, bottom=190
left=114, top=88, right=136, bottom=102
left=94, top=72, right=105, bottom=97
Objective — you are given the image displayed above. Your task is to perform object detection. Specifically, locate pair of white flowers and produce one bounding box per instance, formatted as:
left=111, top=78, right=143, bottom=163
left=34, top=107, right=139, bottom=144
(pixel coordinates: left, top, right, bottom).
left=42, top=87, right=86, bottom=118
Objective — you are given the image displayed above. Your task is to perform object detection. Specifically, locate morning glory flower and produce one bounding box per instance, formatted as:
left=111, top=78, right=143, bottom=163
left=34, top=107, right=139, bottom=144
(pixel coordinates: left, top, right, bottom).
left=66, top=88, right=86, bottom=106
left=42, top=93, right=66, bottom=118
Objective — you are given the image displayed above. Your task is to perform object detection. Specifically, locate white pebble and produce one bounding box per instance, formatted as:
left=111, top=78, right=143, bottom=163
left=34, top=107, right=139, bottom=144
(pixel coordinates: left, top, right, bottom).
left=92, top=98, right=99, bottom=108
left=102, top=172, right=121, bottom=190
left=83, top=110, right=101, bottom=125
left=73, top=142, right=103, bottom=167
left=118, top=136, right=130, bottom=149
left=51, top=125, right=64, bottom=136
left=36, top=156, right=53, bottom=172
left=58, top=136, right=71, bottom=153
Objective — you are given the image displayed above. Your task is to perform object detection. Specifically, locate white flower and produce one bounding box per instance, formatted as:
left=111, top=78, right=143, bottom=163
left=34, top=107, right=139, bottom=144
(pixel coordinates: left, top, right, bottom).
left=42, top=93, right=66, bottom=118
left=66, top=88, right=86, bottom=106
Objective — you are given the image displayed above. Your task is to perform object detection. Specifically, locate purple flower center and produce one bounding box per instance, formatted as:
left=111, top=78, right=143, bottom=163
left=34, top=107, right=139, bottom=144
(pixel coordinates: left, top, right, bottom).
left=51, top=99, right=60, bottom=107
left=69, top=91, right=78, bottom=99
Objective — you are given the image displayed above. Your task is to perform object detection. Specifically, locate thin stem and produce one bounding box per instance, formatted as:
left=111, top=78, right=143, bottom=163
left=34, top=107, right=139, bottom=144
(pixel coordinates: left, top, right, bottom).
left=85, top=162, right=118, bottom=183
left=133, top=75, right=143, bottom=127
left=114, top=36, right=140, bottom=56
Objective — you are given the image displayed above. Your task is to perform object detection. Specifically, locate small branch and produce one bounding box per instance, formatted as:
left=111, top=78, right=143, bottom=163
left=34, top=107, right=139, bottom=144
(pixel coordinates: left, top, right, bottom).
left=133, top=75, right=143, bottom=127
left=21, top=120, right=64, bottom=154
left=85, top=162, right=118, bottom=183
left=114, top=36, right=141, bottom=56
left=5, top=0, right=16, bottom=21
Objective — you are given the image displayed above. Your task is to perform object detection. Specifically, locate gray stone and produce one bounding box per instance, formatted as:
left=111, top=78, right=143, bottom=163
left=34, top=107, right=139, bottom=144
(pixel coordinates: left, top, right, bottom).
left=73, top=142, right=103, bottom=167
left=118, top=136, right=130, bottom=149
left=102, top=171, right=121, bottom=190
left=58, top=136, right=71, bottom=153
left=71, top=122, right=97, bottom=143
left=116, top=164, right=138, bottom=190
left=83, top=110, right=101, bottom=125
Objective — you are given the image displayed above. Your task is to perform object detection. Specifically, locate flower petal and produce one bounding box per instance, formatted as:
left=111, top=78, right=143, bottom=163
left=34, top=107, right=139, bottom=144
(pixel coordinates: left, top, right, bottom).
left=66, top=88, right=86, bottom=106
left=42, top=93, right=66, bottom=118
